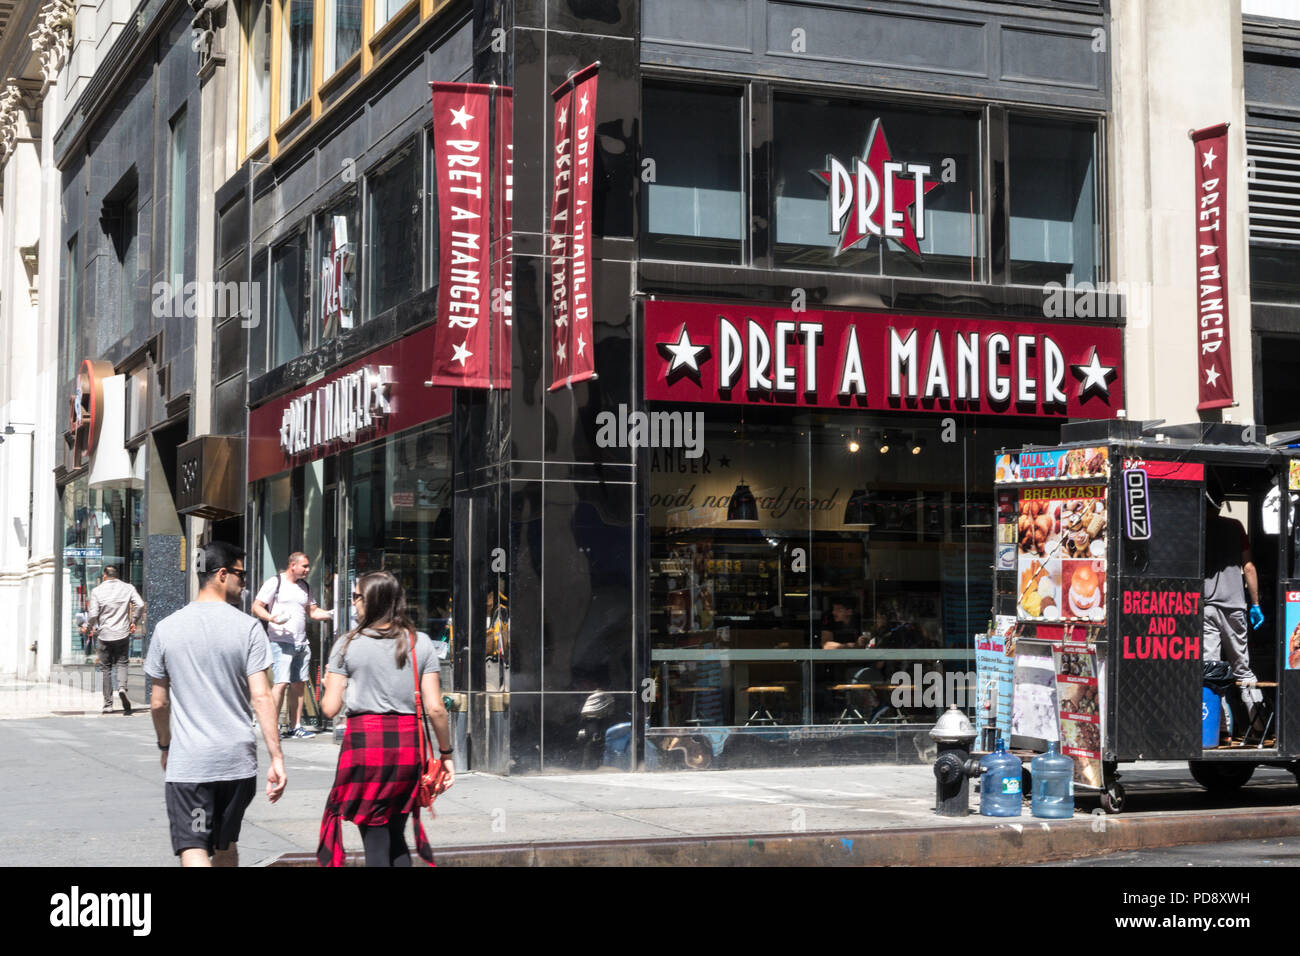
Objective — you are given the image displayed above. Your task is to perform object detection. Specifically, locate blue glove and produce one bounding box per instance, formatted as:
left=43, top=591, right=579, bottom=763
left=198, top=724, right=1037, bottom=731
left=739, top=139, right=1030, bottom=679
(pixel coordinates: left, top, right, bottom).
left=1249, top=605, right=1265, bottom=630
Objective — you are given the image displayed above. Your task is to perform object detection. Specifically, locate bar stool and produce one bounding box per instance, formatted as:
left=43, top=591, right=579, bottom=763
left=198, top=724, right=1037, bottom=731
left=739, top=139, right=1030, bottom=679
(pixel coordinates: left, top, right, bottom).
left=744, top=686, right=785, bottom=726
left=676, top=686, right=711, bottom=727
left=829, top=684, right=872, bottom=724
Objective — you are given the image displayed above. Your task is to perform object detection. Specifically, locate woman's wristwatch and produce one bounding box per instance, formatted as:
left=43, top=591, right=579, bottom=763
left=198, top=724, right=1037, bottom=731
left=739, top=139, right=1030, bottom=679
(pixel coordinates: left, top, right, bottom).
left=439, top=748, right=454, bottom=756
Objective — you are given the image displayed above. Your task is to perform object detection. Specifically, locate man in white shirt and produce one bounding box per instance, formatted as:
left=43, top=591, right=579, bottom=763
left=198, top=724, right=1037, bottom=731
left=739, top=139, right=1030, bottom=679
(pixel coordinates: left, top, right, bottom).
left=80, top=566, right=146, bottom=714
left=251, top=552, right=332, bottom=738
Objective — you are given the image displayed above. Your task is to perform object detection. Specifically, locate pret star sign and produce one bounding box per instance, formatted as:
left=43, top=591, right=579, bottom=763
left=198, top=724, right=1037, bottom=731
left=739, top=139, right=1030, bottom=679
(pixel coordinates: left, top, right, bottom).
left=813, top=119, right=942, bottom=257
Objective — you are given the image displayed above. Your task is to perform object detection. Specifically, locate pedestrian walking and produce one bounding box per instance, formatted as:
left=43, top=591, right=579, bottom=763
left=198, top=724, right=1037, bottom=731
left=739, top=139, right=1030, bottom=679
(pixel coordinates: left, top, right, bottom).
left=317, top=571, right=455, bottom=867
left=80, top=566, right=145, bottom=714
left=144, top=541, right=287, bottom=867
left=251, top=551, right=333, bottom=738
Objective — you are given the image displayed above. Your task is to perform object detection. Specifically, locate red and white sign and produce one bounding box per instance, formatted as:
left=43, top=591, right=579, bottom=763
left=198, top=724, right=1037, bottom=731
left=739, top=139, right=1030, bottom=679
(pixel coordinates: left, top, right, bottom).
left=249, top=324, right=452, bottom=482
left=644, top=301, right=1124, bottom=417
left=814, top=119, right=941, bottom=257
left=431, top=83, right=493, bottom=387
left=491, top=87, right=513, bottom=388
left=320, top=214, right=354, bottom=337
left=549, top=63, right=599, bottom=391
left=1121, top=458, right=1205, bottom=482
left=1191, top=123, right=1234, bottom=411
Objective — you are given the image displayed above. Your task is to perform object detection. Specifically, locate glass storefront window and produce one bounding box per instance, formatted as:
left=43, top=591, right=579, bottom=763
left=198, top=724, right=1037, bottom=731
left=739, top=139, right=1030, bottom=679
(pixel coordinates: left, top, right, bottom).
left=1008, top=116, right=1099, bottom=286
left=366, top=144, right=421, bottom=318
left=315, top=190, right=359, bottom=341
left=347, top=422, right=452, bottom=640
left=245, top=0, right=271, bottom=147
left=641, top=84, right=745, bottom=265
left=324, top=0, right=362, bottom=75
left=281, top=0, right=314, bottom=117
left=774, top=96, right=983, bottom=280
left=62, top=478, right=145, bottom=659
left=271, top=228, right=309, bottom=368
left=649, top=407, right=1054, bottom=728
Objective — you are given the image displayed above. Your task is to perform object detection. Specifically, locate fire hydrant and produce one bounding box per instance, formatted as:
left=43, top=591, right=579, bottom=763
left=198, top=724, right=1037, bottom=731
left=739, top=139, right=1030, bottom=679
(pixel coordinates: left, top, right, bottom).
left=930, top=705, right=979, bottom=817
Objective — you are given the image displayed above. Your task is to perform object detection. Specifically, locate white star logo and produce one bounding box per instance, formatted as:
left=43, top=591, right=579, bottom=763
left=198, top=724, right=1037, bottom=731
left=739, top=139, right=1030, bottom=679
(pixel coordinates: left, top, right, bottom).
left=656, top=325, right=711, bottom=384
left=1205, top=364, right=1221, bottom=387
left=451, top=341, right=473, bottom=366
left=579, top=92, right=589, bottom=115
left=449, top=105, right=473, bottom=129
left=1202, top=146, right=1217, bottom=169
left=556, top=341, right=566, bottom=362
left=557, top=105, right=567, bottom=127
left=577, top=332, right=586, bottom=356
left=1071, top=348, right=1116, bottom=401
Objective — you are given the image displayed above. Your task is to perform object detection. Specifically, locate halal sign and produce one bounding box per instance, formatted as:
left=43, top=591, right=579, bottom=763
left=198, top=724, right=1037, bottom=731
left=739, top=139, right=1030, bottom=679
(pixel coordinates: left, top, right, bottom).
left=813, top=119, right=941, bottom=258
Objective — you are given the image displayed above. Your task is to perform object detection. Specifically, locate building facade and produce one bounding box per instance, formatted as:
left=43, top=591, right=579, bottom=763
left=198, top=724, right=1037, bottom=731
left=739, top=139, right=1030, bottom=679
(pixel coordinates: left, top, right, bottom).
left=6, top=0, right=1297, bottom=775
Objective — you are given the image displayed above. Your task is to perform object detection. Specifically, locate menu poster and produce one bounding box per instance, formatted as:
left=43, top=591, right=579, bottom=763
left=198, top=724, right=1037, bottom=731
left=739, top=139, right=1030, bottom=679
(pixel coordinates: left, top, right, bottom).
left=1286, top=591, right=1300, bottom=670
left=1291, top=460, right=1300, bottom=493
left=1015, top=447, right=1110, bottom=482
left=975, top=618, right=1017, bottom=745
left=1011, top=643, right=1059, bottom=745
left=1016, top=484, right=1108, bottom=622
left=1054, top=642, right=1103, bottom=787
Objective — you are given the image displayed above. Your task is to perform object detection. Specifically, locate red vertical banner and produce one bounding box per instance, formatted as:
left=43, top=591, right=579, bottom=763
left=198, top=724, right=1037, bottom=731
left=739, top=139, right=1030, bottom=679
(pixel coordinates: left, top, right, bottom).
left=549, top=63, right=599, bottom=391
left=490, top=88, right=513, bottom=389
left=430, top=83, right=493, bottom=388
left=1191, top=123, right=1234, bottom=411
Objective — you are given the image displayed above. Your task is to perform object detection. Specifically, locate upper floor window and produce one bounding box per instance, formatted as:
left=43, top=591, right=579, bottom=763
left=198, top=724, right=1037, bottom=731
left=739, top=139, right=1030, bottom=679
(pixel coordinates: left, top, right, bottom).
left=366, top=143, right=422, bottom=317
left=641, top=84, right=745, bottom=265
left=281, top=0, right=314, bottom=116
left=325, top=0, right=362, bottom=74
left=271, top=228, right=309, bottom=367
left=245, top=0, right=271, bottom=147
left=168, top=107, right=188, bottom=282
left=1008, top=115, right=1099, bottom=285
left=773, top=95, right=983, bottom=281
left=316, top=190, right=359, bottom=339
left=374, top=0, right=408, bottom=31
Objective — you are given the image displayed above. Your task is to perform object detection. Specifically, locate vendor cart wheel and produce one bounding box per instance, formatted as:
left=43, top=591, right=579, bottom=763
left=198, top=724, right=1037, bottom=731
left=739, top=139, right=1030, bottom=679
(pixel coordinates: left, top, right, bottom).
left=1188, top=760, right=1255, bottom=793
left=1100, top=781, right=1126, bottom=814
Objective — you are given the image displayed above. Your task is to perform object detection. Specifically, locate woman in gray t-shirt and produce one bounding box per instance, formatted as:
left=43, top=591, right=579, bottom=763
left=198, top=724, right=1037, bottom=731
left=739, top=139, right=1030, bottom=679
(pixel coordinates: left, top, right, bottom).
left=318, top=571, right=455, bottom=867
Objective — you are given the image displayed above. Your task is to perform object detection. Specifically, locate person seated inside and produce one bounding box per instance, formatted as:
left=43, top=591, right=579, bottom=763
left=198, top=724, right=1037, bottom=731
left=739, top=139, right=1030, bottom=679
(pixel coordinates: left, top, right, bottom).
left=820, top=595, right=865, bottom=649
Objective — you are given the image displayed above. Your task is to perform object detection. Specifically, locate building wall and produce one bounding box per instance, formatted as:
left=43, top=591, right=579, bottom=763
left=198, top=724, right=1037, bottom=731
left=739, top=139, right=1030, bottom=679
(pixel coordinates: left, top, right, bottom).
left=1110, top=0, right=1254, bottom=427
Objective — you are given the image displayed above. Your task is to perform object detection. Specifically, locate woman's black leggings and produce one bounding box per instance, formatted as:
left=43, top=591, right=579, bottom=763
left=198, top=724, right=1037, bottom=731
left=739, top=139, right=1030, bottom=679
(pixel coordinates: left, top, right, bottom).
left=358, top=813, right=411, bottom=867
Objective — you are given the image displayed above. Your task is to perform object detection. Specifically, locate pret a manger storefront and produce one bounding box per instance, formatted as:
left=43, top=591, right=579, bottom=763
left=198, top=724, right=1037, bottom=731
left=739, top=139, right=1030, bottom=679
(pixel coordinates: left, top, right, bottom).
left=642, top=299, right=1126, bottom=766
left=246, top=325, right=454, bottom=712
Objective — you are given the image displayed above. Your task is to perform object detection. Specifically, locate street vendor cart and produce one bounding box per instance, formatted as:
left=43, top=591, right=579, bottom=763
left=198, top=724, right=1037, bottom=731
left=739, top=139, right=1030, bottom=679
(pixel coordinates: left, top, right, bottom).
left=984, top=418, right=1300, bottom=813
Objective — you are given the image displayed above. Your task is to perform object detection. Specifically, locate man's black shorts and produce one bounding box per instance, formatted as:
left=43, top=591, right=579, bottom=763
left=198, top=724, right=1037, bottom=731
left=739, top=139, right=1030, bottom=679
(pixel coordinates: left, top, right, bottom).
left=164, top=778, right=256, bottom=856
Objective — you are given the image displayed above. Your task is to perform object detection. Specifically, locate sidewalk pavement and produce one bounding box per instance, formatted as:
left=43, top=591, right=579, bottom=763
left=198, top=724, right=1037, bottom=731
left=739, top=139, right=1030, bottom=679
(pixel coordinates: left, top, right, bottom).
left=4, top=707, right=1300, bottom=866
left=0, top=663, right=151, bottom=719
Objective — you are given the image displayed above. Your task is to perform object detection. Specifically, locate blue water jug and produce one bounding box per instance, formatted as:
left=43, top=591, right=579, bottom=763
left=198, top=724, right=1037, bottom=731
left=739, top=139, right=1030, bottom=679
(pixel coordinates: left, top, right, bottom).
left=979, top=737, right=1023, bottom=816
left=1030, top=741, right=1075, bottom=818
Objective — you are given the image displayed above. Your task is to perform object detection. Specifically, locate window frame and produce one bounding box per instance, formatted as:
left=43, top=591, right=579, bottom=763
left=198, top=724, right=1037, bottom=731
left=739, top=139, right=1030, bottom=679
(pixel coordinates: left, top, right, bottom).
left=363, top=138, right=423, bottom=320
left=268, top=223, right=313, bottom=369
left=637, top=71, right=1109, bottom=290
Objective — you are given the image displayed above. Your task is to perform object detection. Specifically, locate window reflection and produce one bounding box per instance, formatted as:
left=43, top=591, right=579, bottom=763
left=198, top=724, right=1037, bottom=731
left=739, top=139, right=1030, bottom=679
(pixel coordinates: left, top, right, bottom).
left=649, top=409, right=1054, bottom=728
left=1008, top=116, right=1099, bottom=286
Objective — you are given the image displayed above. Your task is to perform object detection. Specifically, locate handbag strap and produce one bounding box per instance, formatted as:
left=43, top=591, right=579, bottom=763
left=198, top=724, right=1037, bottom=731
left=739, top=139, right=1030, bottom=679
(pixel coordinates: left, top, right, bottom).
left=410, top=631, right=430, bottom=765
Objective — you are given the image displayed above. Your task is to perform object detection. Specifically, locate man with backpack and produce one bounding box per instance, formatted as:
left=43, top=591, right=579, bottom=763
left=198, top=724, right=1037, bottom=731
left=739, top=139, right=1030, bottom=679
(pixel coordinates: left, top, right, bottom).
left=252, top=552, right=333, bottom=738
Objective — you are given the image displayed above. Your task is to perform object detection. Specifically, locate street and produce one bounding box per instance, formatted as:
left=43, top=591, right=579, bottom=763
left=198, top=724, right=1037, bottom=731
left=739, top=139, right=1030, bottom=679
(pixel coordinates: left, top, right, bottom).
left=5, top=710, right=1300, bottom=867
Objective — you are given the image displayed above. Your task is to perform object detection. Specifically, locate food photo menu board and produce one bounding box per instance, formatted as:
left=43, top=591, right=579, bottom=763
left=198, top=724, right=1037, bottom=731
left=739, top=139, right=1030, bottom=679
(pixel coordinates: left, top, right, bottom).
left=995, top=447, right=1109, bottom=484
left=1054, top=642, right=1103, bottom=787
left=1016, top=483, right=1108, bottom=622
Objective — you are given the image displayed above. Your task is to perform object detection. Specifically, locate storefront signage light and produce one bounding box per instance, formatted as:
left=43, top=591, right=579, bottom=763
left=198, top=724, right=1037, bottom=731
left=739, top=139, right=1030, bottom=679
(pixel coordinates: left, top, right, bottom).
left=279, top=365, right=392, bottom=455
left=645, top=301, right=1124, bottom=419
left=814, top=119, right=940, bottom=258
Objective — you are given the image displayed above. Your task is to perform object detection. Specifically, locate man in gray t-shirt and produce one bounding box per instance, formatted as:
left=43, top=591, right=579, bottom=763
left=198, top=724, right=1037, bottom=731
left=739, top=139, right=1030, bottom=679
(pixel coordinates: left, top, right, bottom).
left=145, top=541, right=286, bottom=867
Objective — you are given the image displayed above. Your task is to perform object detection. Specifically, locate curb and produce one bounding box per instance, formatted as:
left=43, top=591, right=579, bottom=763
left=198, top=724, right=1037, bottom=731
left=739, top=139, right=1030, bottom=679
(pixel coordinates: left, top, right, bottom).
left=271, top=806, right=1300, bottom=866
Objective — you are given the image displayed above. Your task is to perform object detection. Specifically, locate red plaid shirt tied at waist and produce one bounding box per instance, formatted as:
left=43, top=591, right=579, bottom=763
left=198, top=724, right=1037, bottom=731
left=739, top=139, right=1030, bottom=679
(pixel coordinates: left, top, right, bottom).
left=317, top=713, right=435, bottom=867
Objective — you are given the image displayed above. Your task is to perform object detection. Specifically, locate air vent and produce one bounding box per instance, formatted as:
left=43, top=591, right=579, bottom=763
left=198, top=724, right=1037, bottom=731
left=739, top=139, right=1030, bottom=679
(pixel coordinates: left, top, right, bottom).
left=1248, top=134, right=1300, bottom=246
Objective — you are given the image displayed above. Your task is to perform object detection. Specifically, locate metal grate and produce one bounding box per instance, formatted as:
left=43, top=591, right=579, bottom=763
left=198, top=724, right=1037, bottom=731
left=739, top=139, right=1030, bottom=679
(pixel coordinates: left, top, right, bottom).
left=1248, top=134, right=1300, bottom=246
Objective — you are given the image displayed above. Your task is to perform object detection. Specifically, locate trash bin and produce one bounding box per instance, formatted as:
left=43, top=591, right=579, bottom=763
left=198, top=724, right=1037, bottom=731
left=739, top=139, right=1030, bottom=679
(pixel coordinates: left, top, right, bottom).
left=1201, top=686, right=1223, bottom=747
